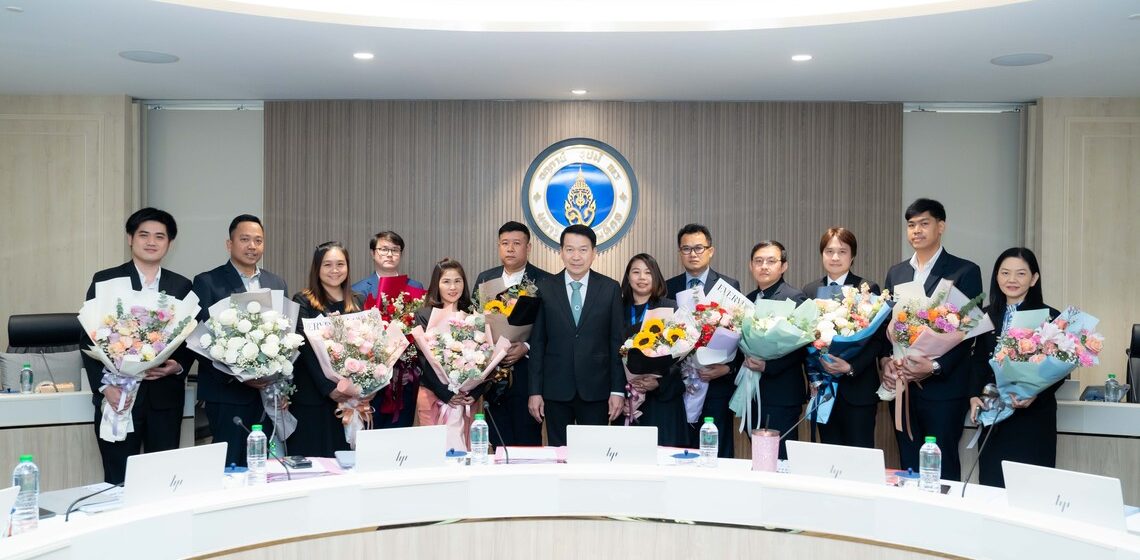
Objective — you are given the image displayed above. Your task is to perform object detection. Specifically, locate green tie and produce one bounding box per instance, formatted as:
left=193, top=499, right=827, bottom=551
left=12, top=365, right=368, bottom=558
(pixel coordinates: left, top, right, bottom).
left=570, top=281, right=583, bottom=325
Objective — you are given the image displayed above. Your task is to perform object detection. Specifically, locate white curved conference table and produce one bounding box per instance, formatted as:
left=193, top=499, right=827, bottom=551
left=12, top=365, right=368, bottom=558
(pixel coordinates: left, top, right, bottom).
left=5, top=460, right=1140, bottom=560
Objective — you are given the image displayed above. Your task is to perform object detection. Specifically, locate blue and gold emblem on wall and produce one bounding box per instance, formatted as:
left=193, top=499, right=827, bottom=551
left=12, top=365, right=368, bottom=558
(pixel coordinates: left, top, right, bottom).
left=521, top=138, right=638, bottom=252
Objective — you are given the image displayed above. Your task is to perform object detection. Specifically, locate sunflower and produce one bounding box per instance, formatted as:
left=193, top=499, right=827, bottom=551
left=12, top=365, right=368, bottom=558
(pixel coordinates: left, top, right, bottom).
left=664, top=326, right=687, bottom=345
left=643, top=318, right=666, bottom=335
left=484, top=300, right=507, bottom=314
left=516, top=289, right=528, bottom=297
left=632, top=332, right=658, bottom=351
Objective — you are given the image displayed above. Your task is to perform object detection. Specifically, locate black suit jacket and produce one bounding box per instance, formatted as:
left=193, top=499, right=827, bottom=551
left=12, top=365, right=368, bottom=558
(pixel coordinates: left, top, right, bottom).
left=528, top=270, right=625, bottom=402
left=473, top=262, right=552, bottom=295
left=802, top=273, right=883, bottom=406
left=882, top=249, right=983, bottom=401
left=291, top=292, right=365, bottom=406
left=666, top=268, right=743, bottom=399
left=745, top=279, right=810, bottom=407
left=80, top=261, right=195, bottom=409
left=191, top=262, right=289, bottom=405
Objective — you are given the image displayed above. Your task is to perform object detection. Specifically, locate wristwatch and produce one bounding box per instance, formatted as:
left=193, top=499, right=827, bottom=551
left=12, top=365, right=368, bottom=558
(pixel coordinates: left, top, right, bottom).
left=845, top=367, right=856, bottom=377
left=931, top=360, right=942, bottom=376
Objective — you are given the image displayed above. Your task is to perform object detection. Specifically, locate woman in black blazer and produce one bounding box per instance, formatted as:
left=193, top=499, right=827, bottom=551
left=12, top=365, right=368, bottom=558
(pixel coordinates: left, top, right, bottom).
left=414, top=258, right=478, bottom=427
left=801, top=227, right=883, bottom=449
left=288, top=242, right=363, bottom=458
left=619, top=253, right=687, bottom=447
left=969, top=247, right=1060, bottom=487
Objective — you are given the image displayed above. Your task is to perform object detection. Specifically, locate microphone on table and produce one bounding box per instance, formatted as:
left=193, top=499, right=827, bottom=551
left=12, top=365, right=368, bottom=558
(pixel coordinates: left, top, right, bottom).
left=961, top=384, right=1006, bottom=497
left=780, top=391, right=835, bottom=441
left=65, top=482, right=124, bottom=521
left=233, top=416, right=292, bottom=481
left=481, top=404, right=510, bottom=465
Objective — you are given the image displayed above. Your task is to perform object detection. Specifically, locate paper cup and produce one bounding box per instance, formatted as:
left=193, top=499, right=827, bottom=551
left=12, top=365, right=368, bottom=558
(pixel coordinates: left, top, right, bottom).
left=751, top=429, right=779, bottom=472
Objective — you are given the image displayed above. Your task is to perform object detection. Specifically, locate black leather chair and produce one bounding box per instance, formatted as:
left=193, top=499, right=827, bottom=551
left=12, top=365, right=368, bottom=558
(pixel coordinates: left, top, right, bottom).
left=1127, top=324, right=1139, bottom=403
left=7, top=313, right=83, bottom=352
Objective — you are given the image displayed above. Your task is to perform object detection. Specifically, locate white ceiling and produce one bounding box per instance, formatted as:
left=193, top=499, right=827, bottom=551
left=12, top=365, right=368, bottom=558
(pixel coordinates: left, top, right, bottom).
left=0, top=0, right=1138, bottom=102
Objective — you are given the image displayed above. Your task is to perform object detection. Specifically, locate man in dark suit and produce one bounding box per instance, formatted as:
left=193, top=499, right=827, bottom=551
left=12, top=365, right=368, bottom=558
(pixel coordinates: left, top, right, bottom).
left=527, top=224, right=625, bottom=446
left=880, top=198, right=982, bottom=481
left=473, top=221, right=550, bottom=446
left=743, top=240, right=808, bottom=459
left=192, top=214, right=289, bottom=466
left=802, top=227, right=882, bottom=449
left=664, top=224, right=742, bottom=457
left=80, top=208, right=196, bottom=484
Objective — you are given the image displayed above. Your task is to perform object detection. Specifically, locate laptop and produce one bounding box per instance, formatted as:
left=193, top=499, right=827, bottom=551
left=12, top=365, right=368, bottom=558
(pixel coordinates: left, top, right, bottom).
left=1003, top=461, right=1126, bottom=530
left=354, top=425, right=447, bottom=472
left=0, top=485, right=16, bottom=535
left=565, top=425, right=658, bottom=465
left=786, top=440, right=886, bottom=485
left=121, top=442, right=227, bottom=507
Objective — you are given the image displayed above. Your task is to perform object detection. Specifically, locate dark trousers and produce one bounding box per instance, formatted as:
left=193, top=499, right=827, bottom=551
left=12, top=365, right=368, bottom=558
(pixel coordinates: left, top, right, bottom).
left=816, top=398, right=877, bottom=449
left=891, top=394, right=968, bottom=481
left=686, top=393, right=735, bottom=458
left=373, top=380, right=419, bottom=429
left=485, top=394, right=543, bottom=446
left=95, top=400, right=183, bottom=485
left=204, top=401, right=275, bottom=467
left=544, top=397, right=608, bottom=446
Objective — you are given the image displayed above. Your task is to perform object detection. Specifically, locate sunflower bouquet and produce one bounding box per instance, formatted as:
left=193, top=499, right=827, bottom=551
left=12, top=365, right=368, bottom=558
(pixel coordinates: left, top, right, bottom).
left=473, top=276, right=541, bottom=344
left=619, top=308, right=696, bottom=423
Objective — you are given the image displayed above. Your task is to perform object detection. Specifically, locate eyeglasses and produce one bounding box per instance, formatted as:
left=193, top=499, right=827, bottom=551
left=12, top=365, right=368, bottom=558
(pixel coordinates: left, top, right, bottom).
left=375, top=246, right=402, bottom=256
left=679, top=245, right=709, bottom=255
left=751, top=258, right=784, bottom=267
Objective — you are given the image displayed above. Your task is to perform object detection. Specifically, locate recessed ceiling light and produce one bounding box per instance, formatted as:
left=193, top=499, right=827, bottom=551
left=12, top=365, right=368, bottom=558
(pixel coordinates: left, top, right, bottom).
left=990, top=53, right=1053, bottom=67
left=5, top=6, right=24, bottom=12
left=571, top=89, right=588, bottom=95
left=791, top=54, right=813, bottom=62
left=118, top=50, right=180, bottom=64
left=353, top=52, right=374, bottom=60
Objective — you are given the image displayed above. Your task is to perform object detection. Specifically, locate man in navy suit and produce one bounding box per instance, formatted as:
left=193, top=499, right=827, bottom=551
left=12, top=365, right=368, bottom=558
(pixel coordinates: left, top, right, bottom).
left=665, top=224, right=742, bottom=457
left=351, top=231, right=424, bottom=297
left=473, top=221, right=550, bottom=446
left=880, top=199, right=982, bottom=481
left=192, top=215, right=289, bottom=466
left=527, top=224, right=625, bottom=446
left=81, top=208, right=196, bottom=484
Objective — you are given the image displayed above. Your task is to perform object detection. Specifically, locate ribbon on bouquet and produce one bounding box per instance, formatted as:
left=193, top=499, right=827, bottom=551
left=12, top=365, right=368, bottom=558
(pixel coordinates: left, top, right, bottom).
left=336, top=398, right=375, bottom=448
left=625, top=382, right=647, bottom=425
left=436, top=400, right=470, bottom=450
left=892, top=376, right=924, bottom=441
left=807, top=373, right=838, bottom=425
left=99, top=369, right=142, bottom=441
left=259, top=379, right=298, bottom=441
left=728, top=366, right=762, bottom=433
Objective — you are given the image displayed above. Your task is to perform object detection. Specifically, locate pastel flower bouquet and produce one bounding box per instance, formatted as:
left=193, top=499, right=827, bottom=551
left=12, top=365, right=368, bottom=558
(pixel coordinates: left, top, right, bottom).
left=979, top=307, right=1104, bottom=425
left=301, top=309, right=409, bottom=447
left=79, top=277, right=199, bottom=442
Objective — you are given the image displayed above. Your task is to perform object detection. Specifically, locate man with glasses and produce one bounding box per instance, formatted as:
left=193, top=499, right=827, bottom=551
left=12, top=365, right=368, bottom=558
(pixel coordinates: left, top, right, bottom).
left=192, top=214, right=289, bottom=466
left=352, top=231, right=424, bottom=297
left=665, top=224, right=742, bottom=456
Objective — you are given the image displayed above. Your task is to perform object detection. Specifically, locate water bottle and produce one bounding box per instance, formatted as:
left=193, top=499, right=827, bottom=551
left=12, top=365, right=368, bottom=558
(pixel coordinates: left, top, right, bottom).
left=919, top=436, right=942, bottom=493
left=246, top=424, right=268, bottom=485
left=1105, top=374, right=1121, bottom=402
left=469, top=413, right=489, bottom=465
left=699, top=417, right=719, bottom=467
left=11, top=455, right=39, bottom=534
left=18, top=363, right=33, bottom=394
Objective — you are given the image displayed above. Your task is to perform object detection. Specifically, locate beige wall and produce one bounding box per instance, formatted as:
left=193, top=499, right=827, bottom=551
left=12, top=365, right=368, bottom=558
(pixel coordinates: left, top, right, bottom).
left=263, top=101, right=903, bottom=295
left=1031, top=98, right=1140, bottom=387
left=0, top=96, right=138, bottom=349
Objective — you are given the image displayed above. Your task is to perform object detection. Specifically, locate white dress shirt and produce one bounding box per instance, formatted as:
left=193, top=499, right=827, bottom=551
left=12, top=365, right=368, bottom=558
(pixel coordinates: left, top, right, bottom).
left=909, top=246, right=944, bottom=288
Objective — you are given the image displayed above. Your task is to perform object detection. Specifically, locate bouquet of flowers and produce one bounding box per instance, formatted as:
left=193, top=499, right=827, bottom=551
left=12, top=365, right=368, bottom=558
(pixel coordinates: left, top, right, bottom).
left=979, top=307, right=1104, bottom=425
left=619, top=308, right=696, bottom=424
left=674, top=279, right=752, bottom=423
left=188, top=289, right=305, bottom=441
left=363, top=275, right=427, bottom=424
left=301, top=309, right=410, bottom=447
left=803, top=284, right=893, bottom=424
left=473, top=276, right=542, bottom=404
left=731, top=296, right=820, bottom=431
left=410, top=309, right=511, bottom=449
left=79, top=277, right=200, bottom=442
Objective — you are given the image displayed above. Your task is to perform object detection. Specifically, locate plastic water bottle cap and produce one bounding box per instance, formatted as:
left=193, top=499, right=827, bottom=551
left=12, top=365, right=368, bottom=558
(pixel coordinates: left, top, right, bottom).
left=474, top=413, right=485, bottom=420
left=251, top=424, right=263, bottom=432
left=19, top=454, right=33, bottom=462
left=924, top=436, right=936, bottom=444
left=22, top=363, right=31, bottom=368
left=703, top=417, right=714, bottom=423
left=1108, top=374, right=1117, bottom=379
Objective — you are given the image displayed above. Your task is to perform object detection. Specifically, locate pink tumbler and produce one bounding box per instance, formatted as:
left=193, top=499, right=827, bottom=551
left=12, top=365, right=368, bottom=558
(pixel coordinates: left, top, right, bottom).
left=751, top=429, right=779, bottom=472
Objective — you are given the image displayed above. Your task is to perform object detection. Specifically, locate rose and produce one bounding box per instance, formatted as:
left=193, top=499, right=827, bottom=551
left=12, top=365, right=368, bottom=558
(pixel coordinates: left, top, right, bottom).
left=248, top=329, right=265, bottom=342
left=473, top=331, right=486, bottom=344
left=226, top=336, right=245, bottom=351
left=199, top=333, right=213, bottom=348
left=1016, top=338, right=1038, bottom=355
left=1084, top=334, right=1104, bottom=354
left=224, top=348, right=240, bottom=364
left=209, top=344, right=226, bottom=360
left=246, top=301, right=262, bottom=314
left=261, top=310, right=279, bottom=323
left=218, top=308, right=238, bottom=326
left=236, top=319, right=253, bottom=334
left=344, top=358, right=366, bottom=374
left=1028, top=354, right=1046, bottom=364
left=260, top=341, right=280, bottom=358
left=241, top=342, right=259, bottom=361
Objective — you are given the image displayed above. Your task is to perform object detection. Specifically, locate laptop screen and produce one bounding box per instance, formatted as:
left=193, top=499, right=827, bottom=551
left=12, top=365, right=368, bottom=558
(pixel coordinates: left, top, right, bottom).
left=122, top=442, right=227, bottom=506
